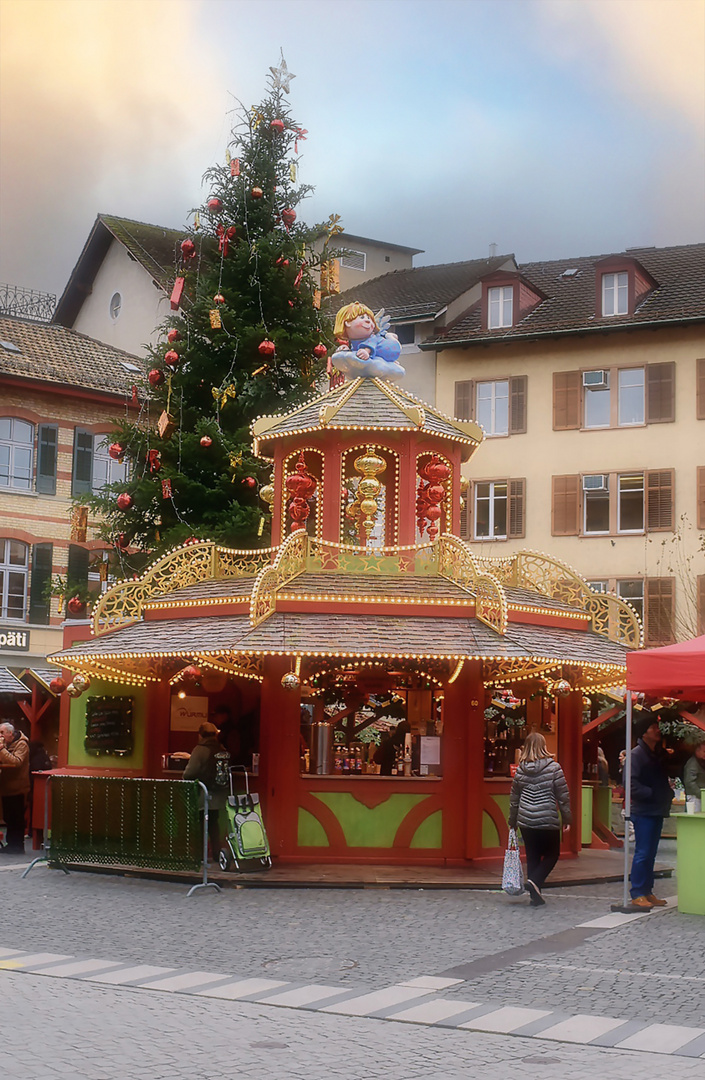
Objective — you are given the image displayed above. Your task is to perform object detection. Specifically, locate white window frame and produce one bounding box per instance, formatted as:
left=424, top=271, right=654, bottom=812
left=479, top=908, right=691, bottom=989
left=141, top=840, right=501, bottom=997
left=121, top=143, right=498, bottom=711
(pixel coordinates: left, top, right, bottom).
left=340, top=250, right=366, bottom=272
left=617, top=367, right=645, bottom=426
left=602, top=272, right=628, bottom=316
left=617, top=579, right=644, bottom=623
left=0, top=538, right=28, bottom=620
left=476, top=380, right=509, bottom=436
left=474, top=480, right=508, bottom=540
left=586, top=580, right=609, bottom=594
left=488, top=286, right=513, bottom=329
left=92, top=436, right=128, bottom=493
left=617, top=473, right=645, bottom=534
left=583, top=475, right=610, bottom=535
left=0, top=417, right=34, bottom=491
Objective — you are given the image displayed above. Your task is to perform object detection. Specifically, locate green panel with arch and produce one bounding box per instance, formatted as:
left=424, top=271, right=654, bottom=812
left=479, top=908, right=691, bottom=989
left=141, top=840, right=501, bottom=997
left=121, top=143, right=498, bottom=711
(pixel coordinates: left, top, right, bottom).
left=310, top=792, right=430, bottom=848
left=297, top=808, right=330, bottom=847
left=409, top=809, right=442, bottom=848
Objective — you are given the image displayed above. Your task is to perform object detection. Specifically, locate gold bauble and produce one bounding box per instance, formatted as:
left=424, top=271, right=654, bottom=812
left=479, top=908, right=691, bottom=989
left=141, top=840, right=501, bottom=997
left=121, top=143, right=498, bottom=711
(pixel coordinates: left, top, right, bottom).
left=554, top=679, right=572, bottom=697
left=358, top=477, right=380, bottom=498
left=459, top=476, right=470, bottom=493
left=72, top=672, right=91, bottom=693
left=354, top=448, right=386, bottom=478
left=66, top=682, right=82, bottom=698
left=259, top=483, right=275, bottom=508
left=281, top=672, right=301, bottom=691
left=359, top=498, right=378, bottom=517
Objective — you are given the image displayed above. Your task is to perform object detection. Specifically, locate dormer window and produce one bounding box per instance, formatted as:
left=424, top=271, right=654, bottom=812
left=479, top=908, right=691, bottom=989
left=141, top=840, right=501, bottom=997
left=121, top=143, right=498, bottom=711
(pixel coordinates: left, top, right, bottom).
left=488, top=285, right=513, bottom=329
left=602, top=272, right=628, bottom=317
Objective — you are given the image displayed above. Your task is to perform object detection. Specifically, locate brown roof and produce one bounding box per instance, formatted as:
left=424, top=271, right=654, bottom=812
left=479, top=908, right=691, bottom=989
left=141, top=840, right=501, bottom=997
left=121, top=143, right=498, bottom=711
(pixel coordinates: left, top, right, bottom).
left=326, top=255, right=514, bottom=321
left=423, top=243, right=705, bottom=348
left=0, top=315, right=139, bottom=397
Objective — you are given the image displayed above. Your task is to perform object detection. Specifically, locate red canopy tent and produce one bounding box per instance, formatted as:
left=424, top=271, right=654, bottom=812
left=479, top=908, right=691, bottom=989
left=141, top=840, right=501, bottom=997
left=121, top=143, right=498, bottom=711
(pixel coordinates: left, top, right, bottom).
left=626, top=634, right=705, bottom=701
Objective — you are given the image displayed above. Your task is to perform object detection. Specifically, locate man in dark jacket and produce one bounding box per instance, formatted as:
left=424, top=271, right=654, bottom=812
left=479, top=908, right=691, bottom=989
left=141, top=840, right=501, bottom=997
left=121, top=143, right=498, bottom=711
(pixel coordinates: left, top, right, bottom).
left=629, top=718, right=674, bottom=909
left=0, top=721, right=30, bottom=854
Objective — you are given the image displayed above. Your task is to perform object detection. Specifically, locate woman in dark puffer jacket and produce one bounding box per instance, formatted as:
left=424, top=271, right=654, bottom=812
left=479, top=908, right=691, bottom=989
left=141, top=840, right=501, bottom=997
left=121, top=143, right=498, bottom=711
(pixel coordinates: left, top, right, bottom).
left=508, top=732, right=573, bottom=906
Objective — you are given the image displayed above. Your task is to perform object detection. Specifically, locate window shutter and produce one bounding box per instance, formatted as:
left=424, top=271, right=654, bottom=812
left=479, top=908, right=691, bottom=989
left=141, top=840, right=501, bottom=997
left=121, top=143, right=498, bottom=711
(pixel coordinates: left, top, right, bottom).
left=551, top=475, right=580, bottom=535
left=459, top=484, right=472, bottom=539
left=36, top=424, right=58, bottom=495
left=697, top=359, right=705, bottom=420
left=646, top=470, right=674, bottom=532
left=72, top=428, right=94, bottom=495
left=29, top=543, right=53, bottom=625
left=552, top=371, right=580, bottom=430
left=66, top=544, right=89, bottom=613
left=454, top=381, right=474, bottom=421
left=698, top=575, right=705, bottom=636
left=508, top=478, right=526, bottom=538
left=644, top=577, right=675, bottom=647
left=646, top=362, right=675, bottom=423
left=698, top=466, right=705, bottom=530
left=509, top=376, right=527, bottom=434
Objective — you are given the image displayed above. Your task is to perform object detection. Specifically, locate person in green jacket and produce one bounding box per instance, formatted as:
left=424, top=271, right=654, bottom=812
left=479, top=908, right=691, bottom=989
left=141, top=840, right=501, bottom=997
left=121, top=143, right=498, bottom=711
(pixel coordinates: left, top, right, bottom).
left=684, top=739, right=705, bottom=813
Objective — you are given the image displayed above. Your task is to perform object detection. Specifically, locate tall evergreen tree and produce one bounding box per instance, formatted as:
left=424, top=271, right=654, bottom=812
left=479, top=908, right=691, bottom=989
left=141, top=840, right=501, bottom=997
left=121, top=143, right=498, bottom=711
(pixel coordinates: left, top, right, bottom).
left=86, top=57, right=339, bottom=574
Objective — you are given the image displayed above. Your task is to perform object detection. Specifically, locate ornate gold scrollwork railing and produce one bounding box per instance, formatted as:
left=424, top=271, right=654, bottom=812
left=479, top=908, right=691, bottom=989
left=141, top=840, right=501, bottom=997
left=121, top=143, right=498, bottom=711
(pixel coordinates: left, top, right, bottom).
left=249, top=530, right=309, bottom=626
left=473, top=549, right=642, bottom=648
left=92, top=542, right=274, bottom=636
left=437, top=534, right=508, bottom=635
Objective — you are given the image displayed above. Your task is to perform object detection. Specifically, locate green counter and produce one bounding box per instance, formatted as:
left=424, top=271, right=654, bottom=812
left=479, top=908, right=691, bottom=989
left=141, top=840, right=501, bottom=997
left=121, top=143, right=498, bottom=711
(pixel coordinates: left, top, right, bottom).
left=581, top=784, right=593, bottom=846
left=676, top=812, right=705, bottom=916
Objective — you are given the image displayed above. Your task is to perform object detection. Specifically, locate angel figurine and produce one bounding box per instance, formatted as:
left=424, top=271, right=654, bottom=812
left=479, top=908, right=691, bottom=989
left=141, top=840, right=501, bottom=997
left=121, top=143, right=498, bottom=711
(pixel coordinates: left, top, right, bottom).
left=331, top=303, right=405, bottom=382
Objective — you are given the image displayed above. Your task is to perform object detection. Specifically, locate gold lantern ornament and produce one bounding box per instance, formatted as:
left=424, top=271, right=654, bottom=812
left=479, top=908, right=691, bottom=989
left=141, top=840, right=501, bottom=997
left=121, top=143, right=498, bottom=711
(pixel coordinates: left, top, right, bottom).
left=281, top=671, right=301, bottom=691
left=259, top=474, right=275, bottom=514
left=352, top=446, right=386, bottom=539
left=553, top=679, right=572, bottom=697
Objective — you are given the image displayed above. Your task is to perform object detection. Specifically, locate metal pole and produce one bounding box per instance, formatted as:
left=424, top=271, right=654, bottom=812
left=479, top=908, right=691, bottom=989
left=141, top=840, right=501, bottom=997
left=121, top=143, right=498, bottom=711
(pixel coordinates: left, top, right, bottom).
left=186, top=781, right=220, bottom=897
left=23, top=775, right=68, bottom=879
left=621, top=692, right=632, bottom=909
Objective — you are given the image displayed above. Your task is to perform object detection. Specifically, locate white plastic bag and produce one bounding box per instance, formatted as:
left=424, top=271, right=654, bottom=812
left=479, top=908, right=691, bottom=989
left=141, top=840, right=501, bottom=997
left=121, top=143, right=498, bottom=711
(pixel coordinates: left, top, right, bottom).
left=502, top=828, right=524, bottom=896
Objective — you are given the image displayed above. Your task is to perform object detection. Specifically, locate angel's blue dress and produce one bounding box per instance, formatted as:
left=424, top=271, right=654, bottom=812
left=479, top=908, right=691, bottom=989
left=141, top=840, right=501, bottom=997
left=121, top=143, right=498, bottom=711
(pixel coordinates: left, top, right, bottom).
left=332, top=331, right=405, bottom=382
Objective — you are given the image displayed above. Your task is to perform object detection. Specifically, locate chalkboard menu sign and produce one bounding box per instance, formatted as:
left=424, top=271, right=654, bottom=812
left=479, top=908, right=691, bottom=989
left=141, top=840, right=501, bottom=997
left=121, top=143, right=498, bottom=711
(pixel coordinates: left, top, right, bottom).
left=84, top=696, right=134, bottom=756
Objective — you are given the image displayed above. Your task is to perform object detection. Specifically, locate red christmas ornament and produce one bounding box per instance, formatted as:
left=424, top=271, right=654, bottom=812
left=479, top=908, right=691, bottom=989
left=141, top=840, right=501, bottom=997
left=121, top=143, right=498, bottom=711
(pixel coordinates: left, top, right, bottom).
left=270, top=119, right=285, bottom=133
left=116, top=492, right=132, bottom=511
left=181, top=664, right=202, bottom=683
left=288, top=497, right=310, bottom=528
left=67, top=596, right=86, bottom=616
left=281, top=207, right=296, bottom=229
left=167, top=328, right=180, bottom=344
left=285, top=453, right=317, bottom=502
left=146, top=449, right=161, bottom=473
left=242, top=476, right=257, bottom=489
left=258, top=339, right=275, bottom=357
left=164, top=349, right=179, bottom=368
left=49, top=677, right=66, bottom=695
left=313, top=343, right=327, bottom=359
left=108, top=442, right=124, bottom=461
left=207, top=197, right=222, bottom=212
left=161, top=478, right=172, bottom=500
left=216, top=223, right=237, bottom=257
left=180, top=239, right=196, bottom=260
left=199, top=436, right=212, bottom=448
left=230, top=158, right=240, bottom=177
left=251, top=187, right=263, bottom=199
left=148, top=368, right=165, bottom=387
left=213, top=293, right=225, bottom=305
left=170, top=276, right=185, bottom=310
left=115, top=533, right=129, bottom=550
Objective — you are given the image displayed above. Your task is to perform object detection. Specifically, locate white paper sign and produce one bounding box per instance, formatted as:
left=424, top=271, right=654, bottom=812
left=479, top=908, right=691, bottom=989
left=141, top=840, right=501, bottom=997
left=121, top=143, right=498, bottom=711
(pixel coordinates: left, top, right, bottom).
left=170, top=695, right=209, bottom=732
left=420, top=736, right=441, bottom=766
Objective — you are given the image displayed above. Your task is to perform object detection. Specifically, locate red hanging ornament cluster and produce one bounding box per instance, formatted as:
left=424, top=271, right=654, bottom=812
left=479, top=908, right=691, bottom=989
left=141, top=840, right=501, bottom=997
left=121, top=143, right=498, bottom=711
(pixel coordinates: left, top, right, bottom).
left=285, top=452, right=317, bottom=532
left=416, top=456, right=451, bottom=541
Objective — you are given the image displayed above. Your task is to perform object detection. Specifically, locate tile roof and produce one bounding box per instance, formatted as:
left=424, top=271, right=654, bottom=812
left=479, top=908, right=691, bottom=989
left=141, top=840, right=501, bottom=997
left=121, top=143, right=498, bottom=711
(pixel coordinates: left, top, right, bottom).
left=0, top=315, right=138, bottom=397
left=252, top=377, right=483, bottom=456
left=325, top=255, right=514, bottom=321
left=99, top=215, right=184, bottom=294
left=423, top=243, right=705, bottom=347
left=0, top=667, right=30, bottom=696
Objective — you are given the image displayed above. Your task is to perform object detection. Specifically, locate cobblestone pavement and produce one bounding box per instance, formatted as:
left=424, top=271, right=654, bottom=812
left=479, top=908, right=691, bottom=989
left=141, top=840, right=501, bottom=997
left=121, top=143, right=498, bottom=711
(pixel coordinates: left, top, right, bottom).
left=2, top=839, right=703, bottom=1077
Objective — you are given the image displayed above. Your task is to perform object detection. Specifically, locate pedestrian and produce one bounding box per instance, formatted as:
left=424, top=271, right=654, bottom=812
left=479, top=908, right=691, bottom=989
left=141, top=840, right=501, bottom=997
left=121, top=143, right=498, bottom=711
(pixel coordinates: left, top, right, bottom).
left=683, top=737, right=705, bottom=814
left=508, top=731, right=572, bottom=906
left=0, top=721, right=30, bottom=854
left=628, top=716, right=674, bottom=909
left=183, top=722, right=229, bottom=862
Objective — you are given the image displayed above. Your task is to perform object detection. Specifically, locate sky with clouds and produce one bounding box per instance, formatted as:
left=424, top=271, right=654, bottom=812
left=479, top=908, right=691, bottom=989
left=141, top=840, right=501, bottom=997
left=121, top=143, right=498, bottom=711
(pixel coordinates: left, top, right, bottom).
left=1, top=0, right=703, bottom=299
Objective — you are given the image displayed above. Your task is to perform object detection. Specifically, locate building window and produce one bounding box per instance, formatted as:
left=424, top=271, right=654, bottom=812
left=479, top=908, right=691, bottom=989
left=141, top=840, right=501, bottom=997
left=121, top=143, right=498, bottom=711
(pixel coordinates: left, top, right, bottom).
left=618, top=368, right=645, bottom=426
left=0, top=539, right=28, bottom=620
left=488, top=286, right=513, bottom=329
left=617, top=579, right=643, bottom=623
left=618, top=473, right=645, bottom=532
left=109, top=292, right=122, bottom=320
left=475, top=481, right=508, bottom=539
left=92, top=436, right=128, bottom=492
left=477, top=380, right=509, bottom=436
left=340, top=250, right=366, bottom=272
left=583, top=371, right=611, bottom=428
left=586, top=580, right=609, bottom=594
left=602, top=272, right=628, bottom=316
left=583, top=475, right=610, bottom=534
left=0, top=418, right=34, bottom=491
left=394, top=323, right=415, bottom=346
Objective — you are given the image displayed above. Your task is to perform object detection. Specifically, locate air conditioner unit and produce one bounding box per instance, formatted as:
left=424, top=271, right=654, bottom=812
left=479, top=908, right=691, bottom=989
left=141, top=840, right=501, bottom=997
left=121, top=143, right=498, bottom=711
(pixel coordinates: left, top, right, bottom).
left=582, top=474, right=609, bottom=492
left=582, top=370, right=610, bottom=389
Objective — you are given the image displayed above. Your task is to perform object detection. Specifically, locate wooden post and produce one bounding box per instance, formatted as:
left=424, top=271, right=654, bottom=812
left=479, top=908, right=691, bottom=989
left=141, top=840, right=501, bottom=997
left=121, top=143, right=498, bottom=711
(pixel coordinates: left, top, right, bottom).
left=557, top=689, right=582, bottom=855
left=259, top=656, right=301, bottom=858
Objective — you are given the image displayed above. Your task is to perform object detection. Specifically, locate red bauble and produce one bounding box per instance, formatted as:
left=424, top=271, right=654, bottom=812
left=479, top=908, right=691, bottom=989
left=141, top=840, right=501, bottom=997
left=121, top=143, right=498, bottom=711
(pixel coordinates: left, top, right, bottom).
left=423, top=457, right=451, bottom=484
left=108, top=442, right=124, bottom=460
left=50, top=677, right=66, bottom=695
left=67, top=596, right=86, bottom=615
left=251, top=187, right=263, bottom=199
left=313, top=343, right=328, bottom=358
left=270, top=119, right=285, bottom=133
left=207, top=197, right=222, bottom=212
left=426, top=483, right=446, bottom=505
left=281, top=208, right=296, bottom=228
left=426, top=505, right=442, bottom=522
left=116, top=492, right=132, bottom=511
left=199, top=436, right=212, bottom=448
left=180, top=238, right=196, bottom=259
left=289, top=497, right=310, bottom=523
left=181, top=664, right=202, bottom=682
left=213, top=293, right=225, bottom=305
left=116, top=533, right=129, bottom=549
left=164, top=349, right=179, bottom=368
left=242, top=476, right=257, bottom=489
left=258, top=339, right=275, bottom=357
left=167, top=328, right=180, bottom=344
left=148, top=368, right=165, bottom=387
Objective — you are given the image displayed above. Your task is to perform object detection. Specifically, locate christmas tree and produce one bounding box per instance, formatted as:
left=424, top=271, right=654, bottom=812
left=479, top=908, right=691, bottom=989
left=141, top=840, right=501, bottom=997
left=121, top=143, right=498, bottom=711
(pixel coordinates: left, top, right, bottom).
left=86, top=56, right=340, bottom=573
